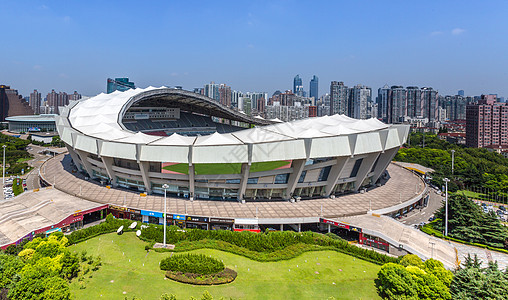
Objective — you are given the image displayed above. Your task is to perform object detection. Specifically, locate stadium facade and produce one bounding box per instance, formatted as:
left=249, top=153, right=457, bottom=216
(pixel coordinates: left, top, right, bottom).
left=56, top=87, right=409, bottom=201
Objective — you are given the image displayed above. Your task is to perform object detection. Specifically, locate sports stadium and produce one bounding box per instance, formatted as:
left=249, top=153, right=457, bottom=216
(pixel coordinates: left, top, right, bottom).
left=55, top=87, right=409, bottom=202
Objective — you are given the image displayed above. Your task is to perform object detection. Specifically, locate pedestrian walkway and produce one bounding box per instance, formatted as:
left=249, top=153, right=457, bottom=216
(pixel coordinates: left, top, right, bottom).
left=40, top=153, right=427, bottom=220
left=451, top=240, right=508, bottom=270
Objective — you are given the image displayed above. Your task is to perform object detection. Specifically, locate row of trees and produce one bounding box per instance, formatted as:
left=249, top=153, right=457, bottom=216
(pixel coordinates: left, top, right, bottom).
left=432, top=194, right=508, bottom=250
left=395, top=133, right=508, bottom=195
left=376, top=254, right=508, bottom=299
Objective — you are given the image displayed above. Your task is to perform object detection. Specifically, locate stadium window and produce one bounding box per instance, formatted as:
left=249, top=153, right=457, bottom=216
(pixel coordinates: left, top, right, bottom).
left=318, top=166, right=332, bottom=182
left=350, top=158, right=363, bottom=178
left=226, top=179, right=241, bottom=184
left=298, top=170, right=307, bottom=183
left=247, top=177, right=258, bottom=184
left=274, top=173, right=289, bottom=184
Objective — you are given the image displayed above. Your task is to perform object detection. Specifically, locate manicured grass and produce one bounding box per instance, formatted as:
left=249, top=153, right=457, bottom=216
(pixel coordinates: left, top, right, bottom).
left=69, top=232, right=381, bottom=300
left=456, top=190, right=485, bottom=199
left=163, top=161, right=291, bottom=175
left=16, top=157, right=32, bottom=163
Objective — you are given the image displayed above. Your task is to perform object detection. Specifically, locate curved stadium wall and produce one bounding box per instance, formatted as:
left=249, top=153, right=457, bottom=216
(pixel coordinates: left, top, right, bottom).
left=56, top=87, right=409, bottom=201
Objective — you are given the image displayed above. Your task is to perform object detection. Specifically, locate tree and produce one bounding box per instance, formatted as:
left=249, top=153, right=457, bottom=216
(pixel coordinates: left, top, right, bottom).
left=375, top=263, right=419, bottom=299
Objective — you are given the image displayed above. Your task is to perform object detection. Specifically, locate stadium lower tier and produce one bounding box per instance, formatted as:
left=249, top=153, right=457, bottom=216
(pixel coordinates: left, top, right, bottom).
left=67, top=145, right=399, bottom=201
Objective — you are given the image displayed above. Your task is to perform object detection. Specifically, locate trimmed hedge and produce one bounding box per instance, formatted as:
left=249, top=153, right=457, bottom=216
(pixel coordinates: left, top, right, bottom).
left=67, top=214, right=138, bottom=245
left=141, top=226, right=397, bottom=265
left=421, top=220, right=508, bottom=255
left=165, top=268, right=237, bottom=285
left=160, top=254, right=224, bottom=275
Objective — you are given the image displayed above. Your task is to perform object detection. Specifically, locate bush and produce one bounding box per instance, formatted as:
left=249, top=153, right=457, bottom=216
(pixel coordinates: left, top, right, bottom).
left=165, top=268, right=237, bottom=285
left=160, top=254, right=224, bottom=275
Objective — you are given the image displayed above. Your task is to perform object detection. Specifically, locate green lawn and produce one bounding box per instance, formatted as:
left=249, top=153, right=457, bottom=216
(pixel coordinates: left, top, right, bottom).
left=12, top=178, right=24, bottom=196
left=456, top=190, right=485, bottom=199
left=163, top=161, right=291, bottom=175
left=69, top=232, right=381, bottom=300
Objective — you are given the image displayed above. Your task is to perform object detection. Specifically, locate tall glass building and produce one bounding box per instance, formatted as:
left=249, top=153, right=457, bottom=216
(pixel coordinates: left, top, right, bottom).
left=309, top=75, right=318, bottom=102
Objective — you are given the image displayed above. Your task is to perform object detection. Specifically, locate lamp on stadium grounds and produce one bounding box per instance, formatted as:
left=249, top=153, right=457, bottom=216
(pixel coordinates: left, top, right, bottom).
left=162, top=183, right=169, bottom=246
left=443, top=178, right=450, bottom=236
left=2, top=145, right=6, bottom=186
left=451, top=150, right=455, bottom=175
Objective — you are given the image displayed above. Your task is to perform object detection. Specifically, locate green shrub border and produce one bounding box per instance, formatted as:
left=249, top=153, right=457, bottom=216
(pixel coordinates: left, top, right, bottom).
left=165, top=268, right=237, bottom=285
left=421, top=220, right=508, bottom=255
left=143, top=234, right=398, bottom=265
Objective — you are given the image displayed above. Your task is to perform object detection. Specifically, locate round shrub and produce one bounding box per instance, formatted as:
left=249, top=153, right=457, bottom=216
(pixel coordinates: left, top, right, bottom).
left=160, top=254, right=224, bottom=275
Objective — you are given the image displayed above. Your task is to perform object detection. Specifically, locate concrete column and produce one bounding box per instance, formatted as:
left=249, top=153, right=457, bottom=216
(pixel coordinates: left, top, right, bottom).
left=328, top=224, right=331, bottom=233
left=101, top=156, right=118, bottom=187
left=138, top=161, right=152, bottom=194
left=237, top=163, right=250, bottom=200
left=298, top=223, right=301, bottom=232
left=371, top=147, right=400, bottom=183
left=75, top=149, right=95, bottom=179
left=324, top=156, right=350, bottom=197
left=188, top=164, right=195, bottom=199
left=280, top=224, right=283, bottom=231
left=354, top=152, right=381, bottom=191
left=65, top=144, right=83, bottom=171
left=284, top=159, right=306, bottom=200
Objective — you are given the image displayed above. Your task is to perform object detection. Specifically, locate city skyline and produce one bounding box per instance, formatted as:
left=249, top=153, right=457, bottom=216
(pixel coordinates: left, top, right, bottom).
left=2, top=1, right=507, bottom=98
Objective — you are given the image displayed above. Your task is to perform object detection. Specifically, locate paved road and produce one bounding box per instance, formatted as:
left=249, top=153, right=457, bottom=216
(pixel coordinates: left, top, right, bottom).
left=399, top=187, right=443, bottom=226
left=24, top=144, right=53, bottom=190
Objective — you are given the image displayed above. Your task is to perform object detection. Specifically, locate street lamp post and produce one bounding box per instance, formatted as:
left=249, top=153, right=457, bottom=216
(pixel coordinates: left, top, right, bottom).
left=162, top=184, right=169, bottom=247
left=2, top=145, right=6, bottom=186
left=451, top=150, right=455, bottom=175
left=443, top=178, right=450, bottom=236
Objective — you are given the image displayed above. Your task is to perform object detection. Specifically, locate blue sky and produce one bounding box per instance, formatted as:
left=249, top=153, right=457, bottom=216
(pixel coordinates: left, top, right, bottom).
left=1, top=0, right=507, bottom=98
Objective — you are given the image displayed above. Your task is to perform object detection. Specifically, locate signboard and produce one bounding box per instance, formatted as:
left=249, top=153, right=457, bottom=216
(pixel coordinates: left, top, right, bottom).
left=173, top=214, right=186, bottom=220
left=320, top=218, right=362, bottom=233
left=110, top=205, right=127, bottom=212
left=127, top=208, right=141, bottom=214
left=186, top=215, right=208, bottom=223
left=209, top=217, right=234, bottom=223
left=140, top=210, right=163, bottom=218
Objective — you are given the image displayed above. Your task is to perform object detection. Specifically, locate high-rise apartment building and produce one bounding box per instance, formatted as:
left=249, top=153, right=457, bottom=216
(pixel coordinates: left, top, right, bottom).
left=378, top=85, right=438, bottom=125
left=293, top=75, right=303, bottom=96
left=29, top=89, right=41, bottom=115
left=309, top=75, right=319, bottom=102
left=218, top=84, right=231, bottom=107
left=351, top=85, right=371, bottom=119
left=107, top=78, right=135, bottom=94
left=330, top=81, right=349, bottom=115
left=466, top=95, right=508, bottom=148
left=68, top=91, right=82, bottom=101
left=204, top=82, right=220, bottom=101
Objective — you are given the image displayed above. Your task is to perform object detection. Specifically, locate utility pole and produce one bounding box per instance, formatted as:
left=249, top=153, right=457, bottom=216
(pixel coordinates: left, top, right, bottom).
left=162, top=184, right=169, bottom=247
left=2, top=145, right=6, bottom=186
left=451, top=150, right=455, bottom=175
left=443, top=178, right=450, bottom=236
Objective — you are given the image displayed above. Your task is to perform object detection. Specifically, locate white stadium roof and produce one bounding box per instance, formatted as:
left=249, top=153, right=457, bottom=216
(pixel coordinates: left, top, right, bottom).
left=57, top=87, right=409, bottom=164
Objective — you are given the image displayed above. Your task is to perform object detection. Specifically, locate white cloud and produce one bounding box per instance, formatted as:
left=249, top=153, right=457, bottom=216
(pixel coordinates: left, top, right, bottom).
left=451, top=28, right=465, bottom=35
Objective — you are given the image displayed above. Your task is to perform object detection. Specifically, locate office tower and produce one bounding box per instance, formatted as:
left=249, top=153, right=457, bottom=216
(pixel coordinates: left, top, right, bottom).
left=29, top=89, right=42, bottom=115
left=458, top=90, right=465, bottom=96
left=293, top=75, right=303, bottom=96
left=330, top=81, right=349, bottom=115
left=0, top=85, right=34, bottom=121
left=309, top=75, right=318, bottom=101
left=466, top=95, right=508, bottom=148
left=107, top=78, right=135, bottom=94
left=351, top=85, right=371, bottom=119
left=218, top=84, right=231, bottom=107
left=377, top=85, right=390, bottom=121
left=204, top=82, right=220, bottom=101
